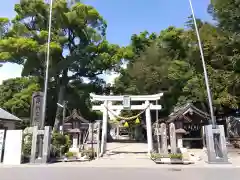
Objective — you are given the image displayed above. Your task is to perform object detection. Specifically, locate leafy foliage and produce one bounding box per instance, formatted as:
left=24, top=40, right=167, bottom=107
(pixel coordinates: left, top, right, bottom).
left=0, top=77, right=40, bottom=117
left=0, top=0, right=125, bottom=126
left=114, top=22, right=240, bottom=117
left=1, top=0, right=240, bottom=125
left=51, top=131, right=71, bottom=157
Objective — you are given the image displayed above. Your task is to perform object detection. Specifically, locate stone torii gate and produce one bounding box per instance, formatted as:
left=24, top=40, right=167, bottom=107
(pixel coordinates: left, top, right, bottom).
left=90, top=93, right=163, bottom=155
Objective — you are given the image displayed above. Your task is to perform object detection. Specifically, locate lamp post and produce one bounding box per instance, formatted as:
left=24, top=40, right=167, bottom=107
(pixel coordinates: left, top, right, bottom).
left=57, top=101, right=67, bottom=134
left=188, top=0, right=216, bottom=127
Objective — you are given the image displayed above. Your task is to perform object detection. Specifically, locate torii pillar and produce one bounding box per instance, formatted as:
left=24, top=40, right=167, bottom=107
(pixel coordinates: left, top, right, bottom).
left=90, top=93, right=163, bottom=156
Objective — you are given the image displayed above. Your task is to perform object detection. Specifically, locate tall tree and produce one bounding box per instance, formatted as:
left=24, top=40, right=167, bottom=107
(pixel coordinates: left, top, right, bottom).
left=0, top=0, right=124, bottom=127
left=114, top=23, right=240, bottom=117
left=209, top=0, right=240, bottom=33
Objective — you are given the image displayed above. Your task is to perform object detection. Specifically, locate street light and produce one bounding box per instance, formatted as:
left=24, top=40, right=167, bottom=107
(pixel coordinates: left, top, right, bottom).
left=57, top=102, right=67, bottom=134
left=187, top=0, right=216, bottom=127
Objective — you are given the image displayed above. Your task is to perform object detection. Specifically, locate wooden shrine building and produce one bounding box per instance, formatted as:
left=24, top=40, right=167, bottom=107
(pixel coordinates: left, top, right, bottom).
left=167, top=103, right=210, bottom=149
left=63, top=109, right=90, bottom=152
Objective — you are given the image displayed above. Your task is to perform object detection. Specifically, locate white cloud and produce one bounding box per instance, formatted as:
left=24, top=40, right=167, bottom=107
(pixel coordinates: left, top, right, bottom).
left=0, top=63, right=23, bottom=84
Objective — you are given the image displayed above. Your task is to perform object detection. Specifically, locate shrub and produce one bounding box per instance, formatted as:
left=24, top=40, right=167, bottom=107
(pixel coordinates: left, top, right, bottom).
left=82, top=148, right=97, bottom=159
left=65, top=151, right=76, bottom=158
left=51, top=131, right=71, bottom=157
left=22, top=133, right=32, bottom=157
left=169, top=153, right=183, bottom=159
left=150, top=153, right=183, bottom=159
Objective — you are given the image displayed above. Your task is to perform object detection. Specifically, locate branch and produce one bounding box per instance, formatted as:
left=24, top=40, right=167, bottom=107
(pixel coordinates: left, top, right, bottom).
left=69, top=71, right=103, bottom=80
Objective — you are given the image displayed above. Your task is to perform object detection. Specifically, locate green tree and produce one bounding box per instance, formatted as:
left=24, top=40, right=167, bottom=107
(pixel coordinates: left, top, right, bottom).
left=0, top=0, right=124, bottom=127
left=0, top=77, right=40, bottom=117
left=208, top=0, right=240, bottom=33
left=114, top=23, right=240, bottom=117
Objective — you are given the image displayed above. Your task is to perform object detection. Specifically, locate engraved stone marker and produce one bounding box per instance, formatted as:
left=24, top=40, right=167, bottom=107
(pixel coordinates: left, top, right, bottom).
left=160, top=123, right=168, bottom=154
left=169, top=123, right=177, bottom=154
left=31, top=92, right=44, bottom=128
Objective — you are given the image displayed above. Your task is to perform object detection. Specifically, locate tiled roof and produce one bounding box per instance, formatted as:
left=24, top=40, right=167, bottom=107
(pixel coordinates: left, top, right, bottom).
left=0, top=108, right=21, bottom=121
left=167, top=103, right=209, bottom=123
left=64, top=109, right=89, bottom=123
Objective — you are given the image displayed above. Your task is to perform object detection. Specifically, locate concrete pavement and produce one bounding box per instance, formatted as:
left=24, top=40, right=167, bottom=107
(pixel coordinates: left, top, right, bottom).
left=1, top=166, right=240, bottom=180
left=1, top=142, right=240, bottom=180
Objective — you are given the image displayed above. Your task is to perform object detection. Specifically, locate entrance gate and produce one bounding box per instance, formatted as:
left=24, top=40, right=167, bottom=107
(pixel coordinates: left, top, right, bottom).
left=90, top=93, right=163, bottom=156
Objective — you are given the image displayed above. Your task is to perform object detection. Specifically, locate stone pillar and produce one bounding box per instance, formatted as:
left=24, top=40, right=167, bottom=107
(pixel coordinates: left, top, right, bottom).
left=30, top=126, right=38, bottom=164
left=100, top=100, right=108, bottom=155
left=88, top=123, right=93, bottom=143
left=78, top=132, right=82, bottom=148
left=176, top=134, right=183, bottom=148
left=225, top=117, right=230, bottom=139
left=205, top=125, right=229, bottom=163
left=96, top=121, right=101, bottom=159
left=160, top=123, right=168, bottom=154
left=116, top=123, right=120, bottom=140
left=42, top=126, right=52, bottom=163
left=30, top=126, right=52, bottom=164
left=145, top=100, right=153, bottom=154
left=218, top=125, right=228, bottom=161
left=72, top=134, right=78, bottom=149
left=202, top=126, right=206, bottom=148
left=169, top=123, right=177, bottom=154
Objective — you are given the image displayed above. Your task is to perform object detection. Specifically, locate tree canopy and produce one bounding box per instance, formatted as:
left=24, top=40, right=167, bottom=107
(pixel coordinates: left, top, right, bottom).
left=0, top=0, right=240, bottom=127
left=0, top=0, right=125, bottom=127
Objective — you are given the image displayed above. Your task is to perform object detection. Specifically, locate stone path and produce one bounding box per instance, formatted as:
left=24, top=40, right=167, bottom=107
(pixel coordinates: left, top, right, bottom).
left=88, top=142, right=154, bottom=167
left=106, top=142, right=148, bottom=153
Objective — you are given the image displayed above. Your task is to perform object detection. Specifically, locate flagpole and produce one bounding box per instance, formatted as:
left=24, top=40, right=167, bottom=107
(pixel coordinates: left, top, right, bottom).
left=188, top=0, right=216, bottom=127
left=38, top=0, right=53, bottom=159
left=41, top=0, right=53, bottom=129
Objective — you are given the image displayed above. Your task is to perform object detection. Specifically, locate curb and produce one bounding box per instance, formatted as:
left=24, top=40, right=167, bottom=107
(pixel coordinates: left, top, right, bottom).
left=151, top=158, right=194, bottom=165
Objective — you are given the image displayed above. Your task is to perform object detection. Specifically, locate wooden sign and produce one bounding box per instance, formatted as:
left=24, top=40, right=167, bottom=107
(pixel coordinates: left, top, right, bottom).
left=30, top=92, right=44, bottom=128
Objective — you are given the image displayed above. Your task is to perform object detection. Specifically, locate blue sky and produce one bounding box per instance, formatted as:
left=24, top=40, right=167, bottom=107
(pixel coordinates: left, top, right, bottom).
left=0, top=0, right=212, bottom=84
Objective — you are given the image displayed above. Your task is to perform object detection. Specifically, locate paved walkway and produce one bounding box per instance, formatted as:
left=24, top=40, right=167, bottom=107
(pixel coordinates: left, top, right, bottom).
left=1, top=142, right=240, bottom=168
left=105, top=142, right=148, bottom=153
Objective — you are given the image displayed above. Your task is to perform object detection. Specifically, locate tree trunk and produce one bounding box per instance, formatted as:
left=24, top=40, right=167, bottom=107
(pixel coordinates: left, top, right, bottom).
left=201, top=102, right=210, bottom=125
left=53, top=70, right=68, bottom=130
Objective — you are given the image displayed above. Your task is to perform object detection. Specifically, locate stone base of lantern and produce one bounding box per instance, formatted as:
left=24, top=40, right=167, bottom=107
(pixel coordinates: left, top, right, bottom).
left=69, top=147, right=80, bottom=153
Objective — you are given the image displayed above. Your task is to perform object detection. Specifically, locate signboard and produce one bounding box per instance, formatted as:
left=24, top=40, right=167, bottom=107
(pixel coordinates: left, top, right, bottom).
left=30, top=92, right=44, bottom=128
left=123, top=96, right=131, bottom=109
left=0, top=130, right=5, bottom=162
left=3, top=130, right=23, bottom=165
